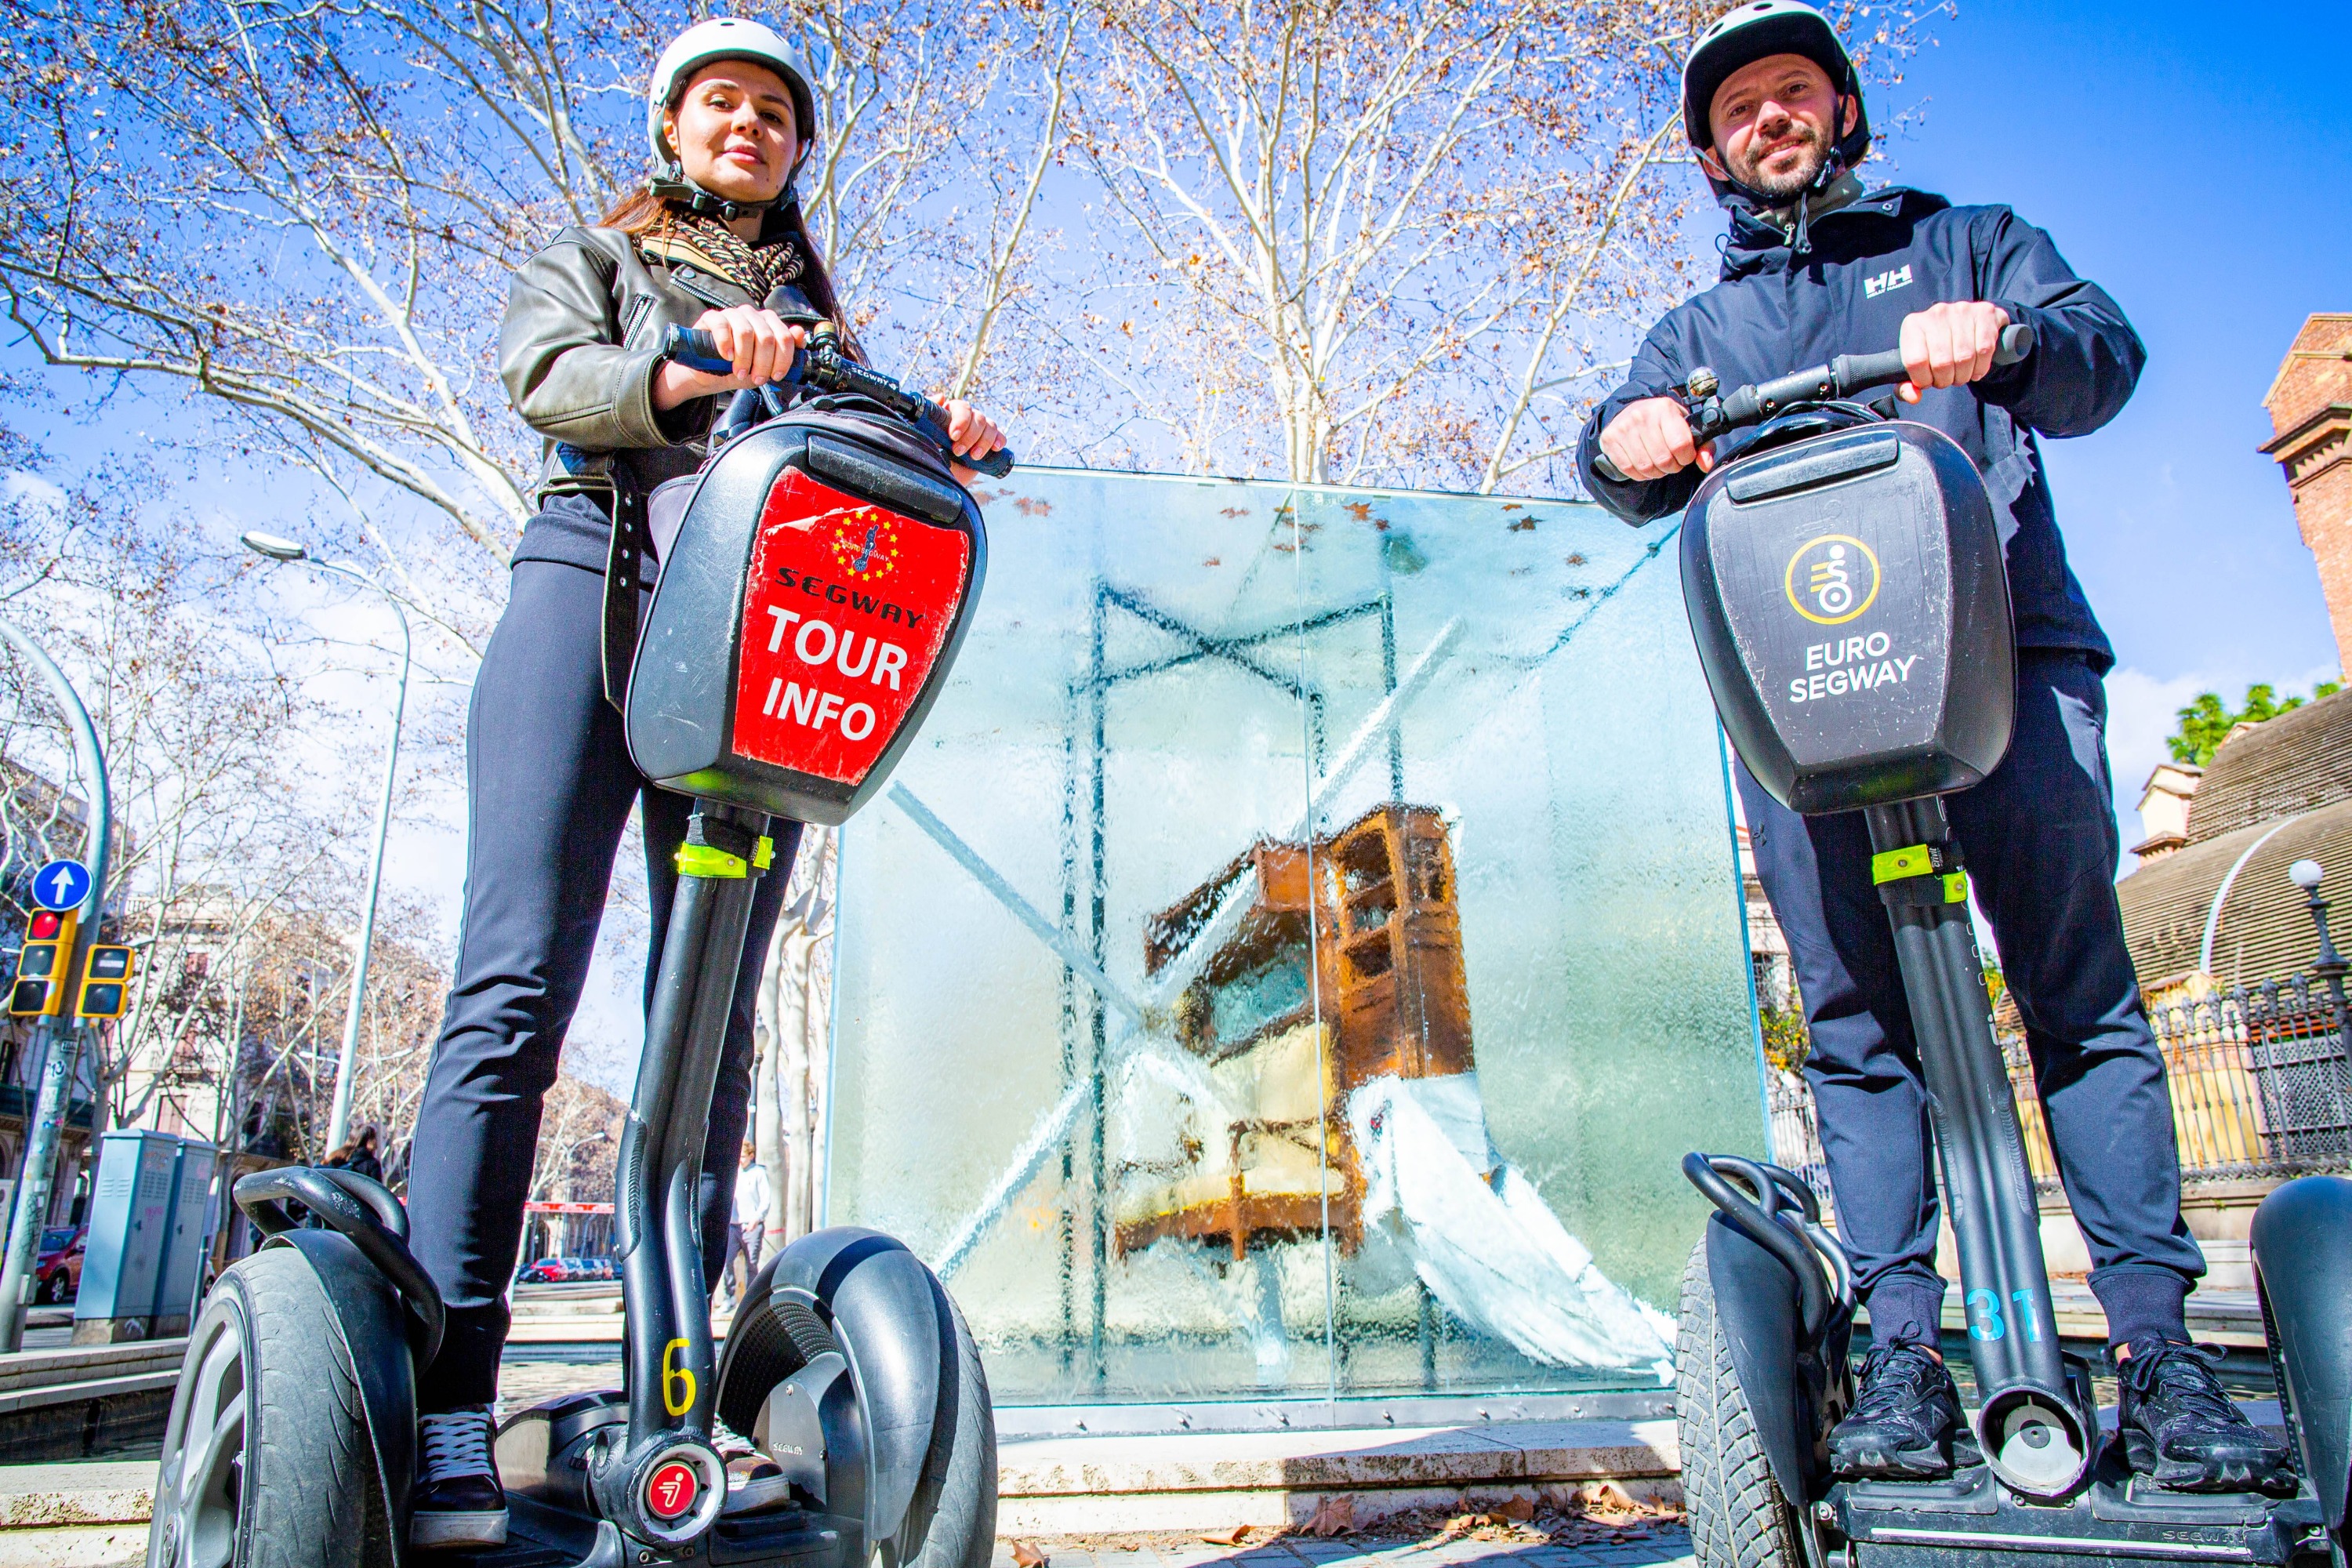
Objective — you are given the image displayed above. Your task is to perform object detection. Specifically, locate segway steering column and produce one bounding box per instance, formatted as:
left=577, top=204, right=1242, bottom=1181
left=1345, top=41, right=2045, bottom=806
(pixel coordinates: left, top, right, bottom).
left=1864, top=797, right=2094, bottom=1496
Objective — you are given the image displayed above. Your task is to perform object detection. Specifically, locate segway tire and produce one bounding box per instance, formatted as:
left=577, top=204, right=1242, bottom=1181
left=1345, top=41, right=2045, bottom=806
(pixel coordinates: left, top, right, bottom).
left=1677, top=1237, right=1807, bottom=1568
left=891, top=1286, right=996, bottom=1568
left=147, top=1247, right=385, bottom=1568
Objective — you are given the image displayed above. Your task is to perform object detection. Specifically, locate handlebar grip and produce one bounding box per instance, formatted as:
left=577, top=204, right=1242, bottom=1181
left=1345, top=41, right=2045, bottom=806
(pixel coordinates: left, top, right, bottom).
left=1993, top=321, right=2034, bottom=367
left=964, top=447, right=1015, bottom=479
left=662, top=325, right=738, bottom=376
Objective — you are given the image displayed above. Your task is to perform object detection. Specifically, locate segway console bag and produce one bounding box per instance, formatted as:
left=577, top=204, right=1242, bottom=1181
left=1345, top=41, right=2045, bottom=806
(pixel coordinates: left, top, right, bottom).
left=626, top=401, right=986, bottom=826
left=1680, top=414, right=2013, bottom=815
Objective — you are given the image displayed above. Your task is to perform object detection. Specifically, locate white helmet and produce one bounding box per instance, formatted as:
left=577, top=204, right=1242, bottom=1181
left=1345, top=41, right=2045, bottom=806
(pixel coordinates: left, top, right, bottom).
left=1682, top=0, right=1869, bottom=163
left=646, top=18, right=817, bottom=209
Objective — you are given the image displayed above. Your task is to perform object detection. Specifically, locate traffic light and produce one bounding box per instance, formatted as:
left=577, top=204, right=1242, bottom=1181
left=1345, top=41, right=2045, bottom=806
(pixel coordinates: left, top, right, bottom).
left=76, top=945, right=136, bottom=1021
left=9, top=910, right=78, bottom=1018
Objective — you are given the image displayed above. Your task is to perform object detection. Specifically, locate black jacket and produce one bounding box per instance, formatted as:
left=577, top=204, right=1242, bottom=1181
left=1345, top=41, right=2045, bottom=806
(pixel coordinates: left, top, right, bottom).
left=499, top=225, right=824, bottom=573
left=1576, top=185, right=2144, bottom=666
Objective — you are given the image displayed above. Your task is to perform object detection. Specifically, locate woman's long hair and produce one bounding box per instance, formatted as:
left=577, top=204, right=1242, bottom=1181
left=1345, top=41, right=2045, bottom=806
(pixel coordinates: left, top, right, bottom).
left=600, top=185, right=853, bottom=343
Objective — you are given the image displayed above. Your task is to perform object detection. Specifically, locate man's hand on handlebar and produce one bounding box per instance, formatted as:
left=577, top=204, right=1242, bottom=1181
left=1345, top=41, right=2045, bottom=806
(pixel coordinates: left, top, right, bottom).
left=653, top=307, right=808, bottom=410
left=1598, top=395, right=1716, bottom=483
left=938, top=400, right=1007, bottom=485
left=1896, top=301, right=2013, bottom=403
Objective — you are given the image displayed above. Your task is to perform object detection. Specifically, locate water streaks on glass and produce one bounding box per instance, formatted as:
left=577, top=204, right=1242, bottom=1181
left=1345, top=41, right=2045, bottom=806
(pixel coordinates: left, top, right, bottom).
left=826, top=468, right=1763, bottom=1408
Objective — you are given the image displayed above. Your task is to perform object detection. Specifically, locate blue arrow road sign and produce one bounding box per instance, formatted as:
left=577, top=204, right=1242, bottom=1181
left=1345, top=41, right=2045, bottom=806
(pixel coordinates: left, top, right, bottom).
left=31, top=859, right=91, bottom=913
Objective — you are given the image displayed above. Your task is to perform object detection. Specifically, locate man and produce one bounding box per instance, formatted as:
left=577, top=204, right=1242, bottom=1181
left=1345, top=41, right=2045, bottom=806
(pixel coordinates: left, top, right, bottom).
left=723, top=1140, right=772, bottom=1305
left=1578, top=1, right=2285, bottom=1492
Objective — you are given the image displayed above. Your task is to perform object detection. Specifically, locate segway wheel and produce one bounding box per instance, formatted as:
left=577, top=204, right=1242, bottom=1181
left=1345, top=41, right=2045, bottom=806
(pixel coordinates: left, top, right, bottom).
left=147, top=1247, right=385, bottom=1568
left=1676, top=1237, right=1808, bottom=1568
left=891, top=1287, right=996, bottom=1568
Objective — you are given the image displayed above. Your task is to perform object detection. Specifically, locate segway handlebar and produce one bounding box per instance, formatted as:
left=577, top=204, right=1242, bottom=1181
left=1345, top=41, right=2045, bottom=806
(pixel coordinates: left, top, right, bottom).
left=663, top=322, right=1017, bottom=477
left=1592, top=321, right=2034, bottom=485
left=234, top=1165, right=446, bottom=1365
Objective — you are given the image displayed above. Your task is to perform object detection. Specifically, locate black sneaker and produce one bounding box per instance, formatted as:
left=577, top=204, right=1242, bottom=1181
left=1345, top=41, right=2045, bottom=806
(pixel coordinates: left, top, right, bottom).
left=2115, top=1338, right=2294, bottom=1494
left=1831, top=1339, right=1967, bottom=1479
left=412, top=1407, right=509, bottom=1549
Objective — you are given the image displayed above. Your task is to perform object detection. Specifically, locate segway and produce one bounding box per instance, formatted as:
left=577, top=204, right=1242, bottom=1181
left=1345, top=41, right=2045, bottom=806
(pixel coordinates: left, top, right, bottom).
left=148, top=325, right=1011, bottom=1568
left=1601, top=329, right=2352, bottom=1567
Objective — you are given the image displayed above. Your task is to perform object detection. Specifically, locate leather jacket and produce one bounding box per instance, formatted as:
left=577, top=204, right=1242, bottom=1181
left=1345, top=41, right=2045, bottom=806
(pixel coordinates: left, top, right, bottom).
left=498, top=224, right=819, bottom=504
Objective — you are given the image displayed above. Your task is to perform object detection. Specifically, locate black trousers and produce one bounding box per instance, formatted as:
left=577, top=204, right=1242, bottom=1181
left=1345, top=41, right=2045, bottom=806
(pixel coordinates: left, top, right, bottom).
left=1738, top=652, right=2204, bottom=1349
left=408, top=558, right=797, bottom=1411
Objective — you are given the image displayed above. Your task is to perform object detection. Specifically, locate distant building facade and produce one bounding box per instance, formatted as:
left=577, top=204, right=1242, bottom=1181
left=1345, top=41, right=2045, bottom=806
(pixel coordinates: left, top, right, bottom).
left=2116, top=311, right=2352, bottom=1001
left=2263, top=314, right=2352, bottom=675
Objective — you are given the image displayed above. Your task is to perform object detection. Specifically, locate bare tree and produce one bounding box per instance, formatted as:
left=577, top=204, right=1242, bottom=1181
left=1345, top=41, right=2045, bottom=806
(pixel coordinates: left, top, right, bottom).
left=753, top=826, right=836, bottom=1250
left=0, top=0, right=1053, bottom=603
left=529, top=1073, right=626, bottom=1206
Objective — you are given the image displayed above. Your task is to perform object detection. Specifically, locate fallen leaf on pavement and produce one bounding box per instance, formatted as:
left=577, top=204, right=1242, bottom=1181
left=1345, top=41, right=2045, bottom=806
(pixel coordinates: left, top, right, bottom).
left=1305, top=1495, right=1356, bottom=1537
left=1202, top=1525, right=1249, bottom=1546
left=1011, top=1543, right=1049, bottom=1567
left=1495, top=1497, right=1535, bottom=1522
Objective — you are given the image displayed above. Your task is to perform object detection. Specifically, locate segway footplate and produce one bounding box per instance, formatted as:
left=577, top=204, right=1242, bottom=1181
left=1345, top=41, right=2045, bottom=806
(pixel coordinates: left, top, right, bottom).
left=1831, top=1445, right=2328, bottom=1566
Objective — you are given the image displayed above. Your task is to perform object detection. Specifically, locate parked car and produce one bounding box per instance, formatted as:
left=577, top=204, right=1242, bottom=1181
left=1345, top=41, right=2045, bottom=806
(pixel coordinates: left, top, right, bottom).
left=517, top=1256, right=616, bottom=1284
left=35, top=1225, right=85, bottom=1305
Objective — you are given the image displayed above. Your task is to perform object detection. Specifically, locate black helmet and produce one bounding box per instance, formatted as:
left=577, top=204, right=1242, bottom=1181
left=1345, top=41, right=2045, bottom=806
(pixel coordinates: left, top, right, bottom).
left=1682, top=2, right=1870, bottom=199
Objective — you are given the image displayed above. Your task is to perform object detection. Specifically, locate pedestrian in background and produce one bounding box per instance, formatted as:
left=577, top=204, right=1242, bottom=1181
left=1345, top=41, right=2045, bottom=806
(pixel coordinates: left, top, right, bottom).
left=324, top=1125, right=383, bottom=1185
left=723, top=1140, right=771, bottom=1306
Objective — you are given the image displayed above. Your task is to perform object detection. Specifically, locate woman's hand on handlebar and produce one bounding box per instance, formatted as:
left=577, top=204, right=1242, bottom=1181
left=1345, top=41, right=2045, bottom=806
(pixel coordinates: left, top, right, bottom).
left=653, top=307, right=808, bottom=410
left=941, top=398, right=1007, bottom=485
left=1896, top=301, right=2013, bottom=403
left=1599, top=395, right=1715, bottom=483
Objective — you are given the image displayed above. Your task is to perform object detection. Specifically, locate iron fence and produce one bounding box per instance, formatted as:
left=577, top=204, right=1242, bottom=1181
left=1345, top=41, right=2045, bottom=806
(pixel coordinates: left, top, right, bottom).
left=1766, top=971, right=2352, bottom=1204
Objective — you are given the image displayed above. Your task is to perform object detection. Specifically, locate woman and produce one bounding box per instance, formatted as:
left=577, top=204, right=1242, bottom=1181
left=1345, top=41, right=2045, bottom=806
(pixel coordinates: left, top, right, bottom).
left=403, top=19, right=1004, bottom=1550
left=322, top=1124, right=383, bottom=1184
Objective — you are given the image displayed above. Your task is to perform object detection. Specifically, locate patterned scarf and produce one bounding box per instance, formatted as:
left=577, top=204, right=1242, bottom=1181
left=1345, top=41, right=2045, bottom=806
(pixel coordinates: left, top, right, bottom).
left=666, top=207, right=807, bottom=303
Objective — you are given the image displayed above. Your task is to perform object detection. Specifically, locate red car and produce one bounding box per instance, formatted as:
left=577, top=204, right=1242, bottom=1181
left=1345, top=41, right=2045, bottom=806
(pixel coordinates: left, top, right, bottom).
left=35, top=1225, right=85, bottom=1305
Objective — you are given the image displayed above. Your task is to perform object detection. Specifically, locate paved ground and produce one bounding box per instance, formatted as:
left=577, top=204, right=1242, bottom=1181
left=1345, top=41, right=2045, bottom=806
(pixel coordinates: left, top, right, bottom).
left=984, top=1525, right=1693, bottom=1568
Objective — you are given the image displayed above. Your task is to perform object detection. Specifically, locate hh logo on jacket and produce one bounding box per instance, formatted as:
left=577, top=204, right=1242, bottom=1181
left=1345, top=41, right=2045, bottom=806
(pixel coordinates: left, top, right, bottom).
left=1864, top=265, right=1914, bottom=299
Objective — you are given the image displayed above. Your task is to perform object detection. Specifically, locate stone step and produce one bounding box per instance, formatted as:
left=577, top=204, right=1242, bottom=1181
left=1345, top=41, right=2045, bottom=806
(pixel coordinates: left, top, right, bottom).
left=0, top=1341, right=187, bottom=1398
left=994, top=1419, right=1680, bottom=1534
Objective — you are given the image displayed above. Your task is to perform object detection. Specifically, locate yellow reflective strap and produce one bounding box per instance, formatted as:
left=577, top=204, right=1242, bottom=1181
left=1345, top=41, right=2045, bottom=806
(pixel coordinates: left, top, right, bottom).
left=753, top=836, right=775, bottom=871
left=1944, top=871, right=1969, bottom=903
left=1871, top=844, right=1934, bottom=884
left=676, top=843, right=748, bottom=879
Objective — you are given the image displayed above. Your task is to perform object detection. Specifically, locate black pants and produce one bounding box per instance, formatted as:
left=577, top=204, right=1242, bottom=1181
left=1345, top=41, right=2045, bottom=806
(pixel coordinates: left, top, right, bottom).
left=1738, top=652, right=2204, bottom=1349
left=408, top=559, right=797, bottom=1411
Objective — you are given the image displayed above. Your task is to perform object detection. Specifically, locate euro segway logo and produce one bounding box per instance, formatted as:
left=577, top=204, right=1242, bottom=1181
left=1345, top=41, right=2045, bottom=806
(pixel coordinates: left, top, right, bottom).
left=827, top=506, right=902, bottom=583
left=1784, top=534, right=1881, bottom=626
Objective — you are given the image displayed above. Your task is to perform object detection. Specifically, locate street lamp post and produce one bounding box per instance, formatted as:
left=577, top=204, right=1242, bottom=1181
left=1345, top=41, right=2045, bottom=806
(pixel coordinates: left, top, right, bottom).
left=0, top=615, right=112, bottom=1351
left=2287, top=858, right=2352, bottom=1061
left=241, top=532, right=411, bottom=1158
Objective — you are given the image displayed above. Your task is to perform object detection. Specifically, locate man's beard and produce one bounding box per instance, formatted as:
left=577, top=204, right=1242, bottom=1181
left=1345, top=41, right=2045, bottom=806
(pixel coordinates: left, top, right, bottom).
left=1731, top=123, right=1828, bottom=199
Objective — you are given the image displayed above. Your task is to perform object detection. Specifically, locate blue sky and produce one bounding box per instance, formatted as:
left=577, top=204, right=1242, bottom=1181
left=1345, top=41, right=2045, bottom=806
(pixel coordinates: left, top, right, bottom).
left=1856, top=0, right=2350, bottom=831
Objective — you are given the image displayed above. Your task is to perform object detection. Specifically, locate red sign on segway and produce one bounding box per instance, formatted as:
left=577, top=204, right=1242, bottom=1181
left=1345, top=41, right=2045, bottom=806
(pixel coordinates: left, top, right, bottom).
left=645, top=1460, right=699, bottom=1519
left=733, top=469, right=971, bottom=786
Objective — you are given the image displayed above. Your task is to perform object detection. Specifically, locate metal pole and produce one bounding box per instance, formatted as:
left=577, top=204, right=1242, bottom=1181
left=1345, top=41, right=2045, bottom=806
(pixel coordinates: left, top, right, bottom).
left=312, top=564, right=411, bottom=1158
left=0, top=614, right=111, bottom=1351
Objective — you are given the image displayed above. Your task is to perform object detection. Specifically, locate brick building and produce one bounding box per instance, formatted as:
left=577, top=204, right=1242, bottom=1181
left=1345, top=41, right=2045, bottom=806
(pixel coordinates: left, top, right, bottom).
left=2263, top=314, right=2352, bottom=673
left=2112, top=312, right=2352, bottom=1001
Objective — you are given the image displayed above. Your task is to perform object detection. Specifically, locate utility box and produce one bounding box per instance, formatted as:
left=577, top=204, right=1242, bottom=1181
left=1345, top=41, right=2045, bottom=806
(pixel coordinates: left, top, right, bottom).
left=72, top=1131, right=216, bottom=1343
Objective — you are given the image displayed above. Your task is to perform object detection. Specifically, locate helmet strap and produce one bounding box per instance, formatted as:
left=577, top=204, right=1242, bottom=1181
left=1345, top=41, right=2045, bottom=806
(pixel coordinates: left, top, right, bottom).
left=645, top=138, right=811, bottom=224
